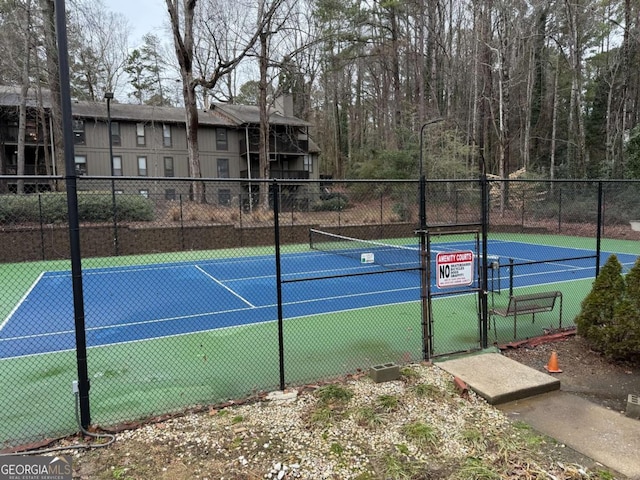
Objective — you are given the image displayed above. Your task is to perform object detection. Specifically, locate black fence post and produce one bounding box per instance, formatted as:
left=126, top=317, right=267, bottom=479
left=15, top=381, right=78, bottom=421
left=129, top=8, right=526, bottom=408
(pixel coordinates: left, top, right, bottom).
left=521, top=186, right=525, bottom=231
left=273, top=180, right=286, bottom=391
left=55, top=0, right=91, bottom=430
left=38, top=194, right=45, bottom=261
left=558, top=187, right=562, bottom=233
left=239, top=193, right=244, bottom=248
left=596, top=182, right=603, bottom=276
left=509, top=259, right=514, bottom=297
left=480, top=171, right=489, bottom=349
left=179, top=194, right=185, bottom=251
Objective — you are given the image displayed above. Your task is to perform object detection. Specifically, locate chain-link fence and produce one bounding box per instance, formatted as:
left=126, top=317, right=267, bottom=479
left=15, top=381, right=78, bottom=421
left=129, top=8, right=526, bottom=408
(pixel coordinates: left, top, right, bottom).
left=1, top=176, right=639, bottom=449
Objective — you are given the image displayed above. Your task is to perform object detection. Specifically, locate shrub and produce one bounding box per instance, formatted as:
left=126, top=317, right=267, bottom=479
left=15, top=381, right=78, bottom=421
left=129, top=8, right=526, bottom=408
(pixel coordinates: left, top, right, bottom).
left=392, top=202, right=412, bottom=222
left=110, top=194, right=155, bottom=222
left=576, top=255, right=640, bottom=361
left=605, top=299, right=640, bottom=360
left=0, top=192, right=154, bottom=224
left=625, top=257, right=640, bottom=311
left=311, top=195, right=348, bottom=212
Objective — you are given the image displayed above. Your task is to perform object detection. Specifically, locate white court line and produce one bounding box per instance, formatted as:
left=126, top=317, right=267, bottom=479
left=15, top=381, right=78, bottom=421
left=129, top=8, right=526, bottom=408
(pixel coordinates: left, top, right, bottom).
left=194, top=265, right=255, bottom=307
left=0, top=283, right=419, bottom=344
left=0, top=304, right=259, bottom=342
left=0, top=272, right=45, bottom=332
left=1, top=297, right=423, bottom=361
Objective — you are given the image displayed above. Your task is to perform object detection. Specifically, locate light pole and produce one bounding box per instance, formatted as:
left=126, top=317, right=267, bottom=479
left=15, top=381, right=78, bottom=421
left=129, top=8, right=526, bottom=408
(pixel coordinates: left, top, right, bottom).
left=418, top=117, right=444, bottom=361
left=104, top=92, right=119, bottom=255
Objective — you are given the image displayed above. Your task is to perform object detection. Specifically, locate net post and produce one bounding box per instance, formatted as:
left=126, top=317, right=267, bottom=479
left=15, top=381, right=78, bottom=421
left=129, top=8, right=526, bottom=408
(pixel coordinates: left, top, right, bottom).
left=509, top=258, right=514, bottom=297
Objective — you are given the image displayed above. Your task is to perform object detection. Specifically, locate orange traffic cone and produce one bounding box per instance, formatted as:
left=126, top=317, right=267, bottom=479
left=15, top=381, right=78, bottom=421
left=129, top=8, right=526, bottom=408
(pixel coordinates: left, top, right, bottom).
left=544, top=350, right=563, bottom=373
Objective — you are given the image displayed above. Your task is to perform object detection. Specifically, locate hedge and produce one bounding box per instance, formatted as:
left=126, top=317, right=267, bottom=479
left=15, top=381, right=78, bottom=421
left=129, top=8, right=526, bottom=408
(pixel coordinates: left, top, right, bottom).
left=0, top=192, right=154, bottom=224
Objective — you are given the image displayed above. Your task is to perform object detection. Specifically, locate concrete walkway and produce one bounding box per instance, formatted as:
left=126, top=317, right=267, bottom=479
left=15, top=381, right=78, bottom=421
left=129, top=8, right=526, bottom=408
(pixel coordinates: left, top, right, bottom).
left=436, top=352, right=640, bottom=479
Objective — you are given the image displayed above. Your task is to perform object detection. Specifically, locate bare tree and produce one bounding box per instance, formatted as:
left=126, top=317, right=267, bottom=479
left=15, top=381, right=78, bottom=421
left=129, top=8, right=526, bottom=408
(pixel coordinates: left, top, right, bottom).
left=40, top=0, right=64, bottom=180
left=165, top=0, right=285, bottom=203
left=67, top=0, right=131, bottom=99
left=0, top=0, right=37, bottom=193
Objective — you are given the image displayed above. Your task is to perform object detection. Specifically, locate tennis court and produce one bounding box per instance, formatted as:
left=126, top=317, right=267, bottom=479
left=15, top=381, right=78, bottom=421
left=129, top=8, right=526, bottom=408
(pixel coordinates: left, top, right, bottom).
left=3, top=232, right=637, bottom=360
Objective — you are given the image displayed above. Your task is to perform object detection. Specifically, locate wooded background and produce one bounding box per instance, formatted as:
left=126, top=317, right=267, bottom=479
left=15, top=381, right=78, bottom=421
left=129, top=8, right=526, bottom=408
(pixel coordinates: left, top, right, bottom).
left=1, top=0, right=639, bottom=182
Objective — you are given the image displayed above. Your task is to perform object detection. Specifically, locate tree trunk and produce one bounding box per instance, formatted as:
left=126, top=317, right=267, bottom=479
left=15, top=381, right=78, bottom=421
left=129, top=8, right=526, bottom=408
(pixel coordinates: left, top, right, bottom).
left=550, top=58, right=559, bottom=184
left=41, top=0, right=64, bottom=184
left=258, top=30, right=270, bottom=209
left=17, top=2, right=32, bottom=195
left=184, top=77, right=204, bottom=202
left=167, top=0, right=204, bottom=203
left=17, top=81, right=28, bottom=194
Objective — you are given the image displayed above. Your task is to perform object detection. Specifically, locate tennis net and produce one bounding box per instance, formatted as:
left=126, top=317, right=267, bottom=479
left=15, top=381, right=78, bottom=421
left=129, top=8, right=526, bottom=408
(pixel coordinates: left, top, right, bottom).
left=309, top=229, right=420, bottom=272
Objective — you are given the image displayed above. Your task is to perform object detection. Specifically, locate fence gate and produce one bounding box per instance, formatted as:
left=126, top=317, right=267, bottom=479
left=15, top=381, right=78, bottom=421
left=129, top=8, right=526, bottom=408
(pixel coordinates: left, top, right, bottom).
left=423, top=227, right=491, bottom=358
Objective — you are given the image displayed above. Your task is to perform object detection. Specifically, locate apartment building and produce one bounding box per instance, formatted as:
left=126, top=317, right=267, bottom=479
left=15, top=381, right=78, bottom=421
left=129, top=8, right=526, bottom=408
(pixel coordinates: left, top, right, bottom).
left=0, top=86, right=318, bottom=205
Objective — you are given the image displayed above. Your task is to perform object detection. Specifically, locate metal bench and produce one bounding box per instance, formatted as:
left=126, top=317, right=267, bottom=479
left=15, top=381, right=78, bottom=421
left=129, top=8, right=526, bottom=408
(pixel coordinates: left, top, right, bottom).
left=490, top=291, right=563, bottom=338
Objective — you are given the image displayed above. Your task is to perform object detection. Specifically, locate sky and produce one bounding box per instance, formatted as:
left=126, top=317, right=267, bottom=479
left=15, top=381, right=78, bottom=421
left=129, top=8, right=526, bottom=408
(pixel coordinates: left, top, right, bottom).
left=109, top=0, right=169, bottom=47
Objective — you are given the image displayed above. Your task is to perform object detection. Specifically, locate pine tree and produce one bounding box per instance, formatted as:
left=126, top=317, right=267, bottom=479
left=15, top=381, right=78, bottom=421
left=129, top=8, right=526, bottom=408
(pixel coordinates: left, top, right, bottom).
left=576, top=255, right=640, bottom=361
left=575, top=255, right=625, bottom=352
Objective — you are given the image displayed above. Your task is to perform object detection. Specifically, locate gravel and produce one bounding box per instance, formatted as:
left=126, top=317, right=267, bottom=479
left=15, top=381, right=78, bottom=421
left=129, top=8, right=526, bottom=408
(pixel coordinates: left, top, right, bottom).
left=68, top=361, right=619, bottom=479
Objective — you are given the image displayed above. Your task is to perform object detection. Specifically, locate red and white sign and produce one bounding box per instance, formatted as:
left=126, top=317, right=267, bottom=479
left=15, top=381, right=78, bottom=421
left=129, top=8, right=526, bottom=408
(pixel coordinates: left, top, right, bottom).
left=436, top=251, right=474, bottom=288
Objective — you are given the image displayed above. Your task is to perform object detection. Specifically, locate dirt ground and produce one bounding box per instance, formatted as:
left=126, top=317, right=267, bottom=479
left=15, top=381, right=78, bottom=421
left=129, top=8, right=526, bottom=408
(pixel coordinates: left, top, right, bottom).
left=501, top=333, right=640, bottom=414
left=500, top=333, right=640, bottom=479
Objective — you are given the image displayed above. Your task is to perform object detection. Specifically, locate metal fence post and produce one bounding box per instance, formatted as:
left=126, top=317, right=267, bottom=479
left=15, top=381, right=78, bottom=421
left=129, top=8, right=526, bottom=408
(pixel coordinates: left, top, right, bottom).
left=596, top=182, right=603, bottom=276
left=55, top=0, right=91, bottom=430
left=273, top=180, right=286, bottom=391
left=38, top=194, right=45, bottom=260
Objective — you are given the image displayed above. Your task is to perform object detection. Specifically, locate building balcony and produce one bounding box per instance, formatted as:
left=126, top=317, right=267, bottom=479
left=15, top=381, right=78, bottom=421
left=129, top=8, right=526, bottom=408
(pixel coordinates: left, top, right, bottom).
left=239, top=136, right=309, bottom=156
left=240, top=169, right=309, bottom=180
left=1, top=127, right=45, bottom=144
left=4, top=165, right=49, bottom=175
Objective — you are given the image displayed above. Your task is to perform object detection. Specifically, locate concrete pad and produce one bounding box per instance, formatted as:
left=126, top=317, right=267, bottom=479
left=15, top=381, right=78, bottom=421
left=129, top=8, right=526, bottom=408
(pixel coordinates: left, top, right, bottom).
left=265, top=390, right=298, bottom=404
left=435, top=352, right=560, bottom=405
left=499, top=391, right=640, bottom=479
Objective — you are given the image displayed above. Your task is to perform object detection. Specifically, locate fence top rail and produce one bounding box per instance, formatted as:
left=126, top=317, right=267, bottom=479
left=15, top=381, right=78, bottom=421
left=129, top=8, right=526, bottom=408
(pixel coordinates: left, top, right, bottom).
left=1, top=175, right=638, bottom=184
left=0, top=175, right=64, bottom=181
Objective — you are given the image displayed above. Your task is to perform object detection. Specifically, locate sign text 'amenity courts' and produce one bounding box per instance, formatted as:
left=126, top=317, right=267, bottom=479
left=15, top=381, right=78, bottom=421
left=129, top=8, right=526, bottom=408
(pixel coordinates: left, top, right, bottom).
left=436, top=251, right=474, bottom=288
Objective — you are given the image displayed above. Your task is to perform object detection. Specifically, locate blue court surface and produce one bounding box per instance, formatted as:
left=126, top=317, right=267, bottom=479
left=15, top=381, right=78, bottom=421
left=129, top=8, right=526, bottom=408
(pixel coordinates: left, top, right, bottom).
left=1, top=240, right=637, bottom=359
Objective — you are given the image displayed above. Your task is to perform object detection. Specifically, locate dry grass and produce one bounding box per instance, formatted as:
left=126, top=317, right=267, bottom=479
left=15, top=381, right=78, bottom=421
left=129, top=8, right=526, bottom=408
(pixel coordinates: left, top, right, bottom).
left=156, top=197, right=640, bottom=242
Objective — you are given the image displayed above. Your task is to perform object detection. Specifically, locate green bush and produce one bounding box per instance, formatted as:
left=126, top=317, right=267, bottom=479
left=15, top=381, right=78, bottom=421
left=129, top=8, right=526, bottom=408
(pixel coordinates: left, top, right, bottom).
left=311, top=195, right=348, bottom=212
left=576, top=255, right=640, bottom=361
left=0, top=192, right=154, bottom=224
left=392, top=202, right=412, bottom=221
left=626, top=257, right=640, bottom=311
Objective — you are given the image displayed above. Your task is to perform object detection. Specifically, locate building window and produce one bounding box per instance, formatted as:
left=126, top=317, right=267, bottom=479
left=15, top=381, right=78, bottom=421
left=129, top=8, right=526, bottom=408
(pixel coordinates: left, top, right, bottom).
left=139, top=189, right=149, bottom=198
left=304, top=155, right=313, bottom=173
left=216, top=128, right=228, bottom=150
left=163, top=124, right=172, bottom=147
left=165, top=189, right=176, bottom=200
left=164, top=157, right=174, bottom=177
left=136, top=123, right=146, bottom=146
left=111, top=121, right=121, bottom=146
left=218, top=189, right=231, bottom=206
left=217, top=158, right=229, bottom=178
left=138, top=156, right=147, bottom=176
left=112, top=156, right=122, bottom=176
left=74, top=155, right=87, bottom=175
left=73, top=119, right=85, bottom=145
